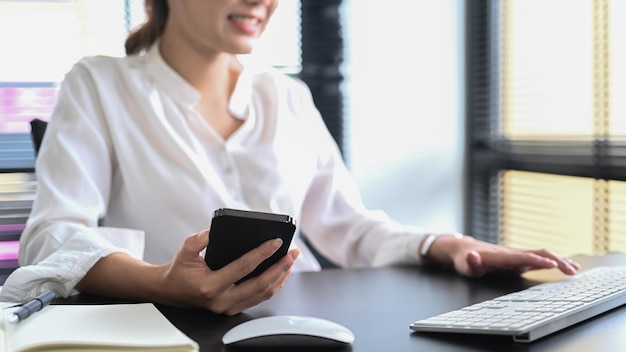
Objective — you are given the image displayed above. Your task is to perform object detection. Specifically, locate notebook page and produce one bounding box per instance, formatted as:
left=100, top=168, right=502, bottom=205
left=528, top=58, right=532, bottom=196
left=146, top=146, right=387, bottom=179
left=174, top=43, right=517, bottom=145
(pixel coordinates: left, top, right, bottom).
left=0, top=302, right=19, bottom=352
left=3, top=303, right=198, bottom=352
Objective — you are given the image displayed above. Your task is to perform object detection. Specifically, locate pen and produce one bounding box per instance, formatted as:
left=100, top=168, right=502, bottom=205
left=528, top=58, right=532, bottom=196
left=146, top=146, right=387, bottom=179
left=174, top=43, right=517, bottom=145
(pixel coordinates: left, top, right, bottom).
left=8, top=291, right=56, bottom=324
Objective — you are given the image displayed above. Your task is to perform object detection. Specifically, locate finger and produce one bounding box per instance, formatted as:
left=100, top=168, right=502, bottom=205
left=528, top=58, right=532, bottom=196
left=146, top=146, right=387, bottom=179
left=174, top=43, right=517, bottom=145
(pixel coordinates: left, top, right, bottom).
left=225, top=267, right=293, bottom=316
left=568, top=258, right=582, bottom=270
left=257, top=248, right=299, bottom=280
left=528, top=249, right=578, bottom=275
left=221, top=250, right=299, bottom=315
left=213, top=238, right=284, bottom=289
left=487, top=250, right=558, bottom=272
left=234, top=248, right=299, bottom=294
left=562, top=257, right=581, bottom=273
left=179, top=231, right=209, bottom=261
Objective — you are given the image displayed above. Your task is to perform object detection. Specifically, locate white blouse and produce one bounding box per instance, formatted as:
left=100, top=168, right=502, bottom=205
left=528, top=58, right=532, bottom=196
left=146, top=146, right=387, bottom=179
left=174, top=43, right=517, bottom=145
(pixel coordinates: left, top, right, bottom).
left=1, top=45, right=428, bottom=301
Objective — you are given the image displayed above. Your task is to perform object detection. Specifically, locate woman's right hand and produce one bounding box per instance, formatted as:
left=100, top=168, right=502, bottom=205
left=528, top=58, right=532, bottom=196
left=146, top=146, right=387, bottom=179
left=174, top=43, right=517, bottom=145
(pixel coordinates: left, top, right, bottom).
left=158, top=230, right=300, bottom=315
left=76, top=230, right=299, bottom=315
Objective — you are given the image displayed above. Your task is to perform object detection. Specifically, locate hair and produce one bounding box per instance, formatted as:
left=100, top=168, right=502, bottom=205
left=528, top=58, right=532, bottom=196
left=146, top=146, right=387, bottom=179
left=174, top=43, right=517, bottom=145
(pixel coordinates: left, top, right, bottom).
left=125, top=0, right=169, bottom=55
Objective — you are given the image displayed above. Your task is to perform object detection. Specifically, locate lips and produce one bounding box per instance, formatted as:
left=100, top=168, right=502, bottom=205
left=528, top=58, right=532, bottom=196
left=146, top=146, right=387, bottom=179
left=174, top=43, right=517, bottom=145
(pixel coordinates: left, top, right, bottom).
left=227, top=13, right=264, bottom=36
left=228, top=14, right=261, bottom=26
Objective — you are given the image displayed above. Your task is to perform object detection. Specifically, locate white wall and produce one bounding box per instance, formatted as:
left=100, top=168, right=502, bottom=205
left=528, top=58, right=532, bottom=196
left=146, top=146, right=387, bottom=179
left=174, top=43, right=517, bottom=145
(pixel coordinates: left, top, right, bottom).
left=342, top=0, right=465, bottom=233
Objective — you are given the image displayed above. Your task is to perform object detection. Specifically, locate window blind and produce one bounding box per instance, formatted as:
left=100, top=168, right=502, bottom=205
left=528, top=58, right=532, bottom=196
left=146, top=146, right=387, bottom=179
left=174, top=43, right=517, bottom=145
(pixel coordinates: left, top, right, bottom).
left=467, top=0, right=626, bottom=256
left=299, top=0, right=345, bottom=155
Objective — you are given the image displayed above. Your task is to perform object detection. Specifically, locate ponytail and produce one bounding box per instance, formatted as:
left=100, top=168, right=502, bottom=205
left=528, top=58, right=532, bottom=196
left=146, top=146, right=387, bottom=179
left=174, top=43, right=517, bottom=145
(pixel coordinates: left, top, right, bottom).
left=125, top=0, right=169, bottom=55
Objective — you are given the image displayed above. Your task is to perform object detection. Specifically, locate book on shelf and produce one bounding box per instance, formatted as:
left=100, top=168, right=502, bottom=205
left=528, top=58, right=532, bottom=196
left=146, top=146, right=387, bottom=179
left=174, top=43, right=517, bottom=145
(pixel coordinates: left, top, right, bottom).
left=1, top=302, right=198, bottom=352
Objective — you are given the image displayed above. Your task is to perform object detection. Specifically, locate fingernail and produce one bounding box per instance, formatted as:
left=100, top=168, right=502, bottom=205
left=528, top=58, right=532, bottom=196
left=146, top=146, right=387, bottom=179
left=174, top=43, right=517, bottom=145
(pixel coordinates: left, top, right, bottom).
left=270, top=238, right=283, bottom=250
left=290, top=248, right=301, bottom=260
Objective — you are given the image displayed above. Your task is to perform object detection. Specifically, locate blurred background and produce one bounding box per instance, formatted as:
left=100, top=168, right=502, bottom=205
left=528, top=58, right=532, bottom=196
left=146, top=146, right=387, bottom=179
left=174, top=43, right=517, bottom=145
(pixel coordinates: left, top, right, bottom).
left=1, top=0, right=625, bottom=280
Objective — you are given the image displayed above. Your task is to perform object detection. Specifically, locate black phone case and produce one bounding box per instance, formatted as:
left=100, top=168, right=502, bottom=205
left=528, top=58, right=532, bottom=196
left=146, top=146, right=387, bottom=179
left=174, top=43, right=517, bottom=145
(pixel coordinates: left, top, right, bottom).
left=204, top=208, right=296, bottom=284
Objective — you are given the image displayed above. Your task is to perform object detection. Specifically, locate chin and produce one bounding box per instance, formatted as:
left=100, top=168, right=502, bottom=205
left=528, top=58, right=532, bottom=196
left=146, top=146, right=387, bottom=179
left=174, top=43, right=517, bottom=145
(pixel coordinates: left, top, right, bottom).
left=233, top=39, right=259, bottom=54
left=234, top=48, right=255, bottom=55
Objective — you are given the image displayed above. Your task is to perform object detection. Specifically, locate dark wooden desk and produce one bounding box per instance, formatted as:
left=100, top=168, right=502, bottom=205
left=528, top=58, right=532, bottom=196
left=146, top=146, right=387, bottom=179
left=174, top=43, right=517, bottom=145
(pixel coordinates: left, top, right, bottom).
left=62, top=253, right=626, bottom=352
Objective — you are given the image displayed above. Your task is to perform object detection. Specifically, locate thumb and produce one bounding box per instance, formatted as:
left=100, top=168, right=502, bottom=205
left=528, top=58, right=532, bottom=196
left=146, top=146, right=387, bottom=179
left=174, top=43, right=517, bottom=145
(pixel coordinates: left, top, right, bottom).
left=180, top=230, right=209, bottom=258
left=465, top=250, right=487, bottom=277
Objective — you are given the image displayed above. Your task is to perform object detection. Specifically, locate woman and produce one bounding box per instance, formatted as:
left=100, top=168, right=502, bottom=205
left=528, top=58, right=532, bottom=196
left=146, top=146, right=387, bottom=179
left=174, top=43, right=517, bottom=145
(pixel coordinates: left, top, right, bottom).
left=2, top=0, right=578, bottom=314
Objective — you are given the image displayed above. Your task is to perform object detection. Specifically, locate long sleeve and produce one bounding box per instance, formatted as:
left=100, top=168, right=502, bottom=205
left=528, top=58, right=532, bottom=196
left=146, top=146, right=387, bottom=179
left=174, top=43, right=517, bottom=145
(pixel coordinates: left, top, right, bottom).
left=1, top=63, right=145, bottom=301
left=291, top=81, right=428, bottom=268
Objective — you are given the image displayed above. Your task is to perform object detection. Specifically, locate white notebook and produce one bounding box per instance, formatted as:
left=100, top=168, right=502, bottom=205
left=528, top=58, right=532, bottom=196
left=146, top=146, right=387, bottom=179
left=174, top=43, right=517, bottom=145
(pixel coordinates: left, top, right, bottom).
left=1, top=303, right=199, bottom=352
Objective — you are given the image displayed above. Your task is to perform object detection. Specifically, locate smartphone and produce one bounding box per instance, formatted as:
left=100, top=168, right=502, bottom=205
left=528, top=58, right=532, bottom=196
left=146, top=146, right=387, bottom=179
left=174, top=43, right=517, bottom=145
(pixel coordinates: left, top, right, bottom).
left=204, top=208, right=296, bottom=284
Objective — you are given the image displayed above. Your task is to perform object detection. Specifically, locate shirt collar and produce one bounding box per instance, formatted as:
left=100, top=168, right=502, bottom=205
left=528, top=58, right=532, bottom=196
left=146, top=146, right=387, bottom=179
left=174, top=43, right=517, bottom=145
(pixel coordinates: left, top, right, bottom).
left=143, top=43, right=252, bottom=120
left=143, top=42, right=200, bottom=107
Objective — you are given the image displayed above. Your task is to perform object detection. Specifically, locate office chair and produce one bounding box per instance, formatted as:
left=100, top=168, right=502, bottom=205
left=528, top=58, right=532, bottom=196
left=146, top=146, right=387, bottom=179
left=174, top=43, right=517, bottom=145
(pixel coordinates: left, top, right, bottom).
left=300, top=235, right=339, bottom=269
left=29, top=118, right=48, bottom=157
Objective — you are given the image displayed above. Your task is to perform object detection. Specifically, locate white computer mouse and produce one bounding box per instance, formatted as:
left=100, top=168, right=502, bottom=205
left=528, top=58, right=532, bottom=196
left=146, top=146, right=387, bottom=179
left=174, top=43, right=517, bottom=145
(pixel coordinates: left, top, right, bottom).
left=222, top=315, right=355, bottom=349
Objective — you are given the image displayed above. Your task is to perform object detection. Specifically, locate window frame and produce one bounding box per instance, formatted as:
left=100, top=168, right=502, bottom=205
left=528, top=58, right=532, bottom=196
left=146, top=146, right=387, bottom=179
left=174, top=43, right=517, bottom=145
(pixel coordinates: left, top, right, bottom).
left=464, top=0, right=626, bottom=243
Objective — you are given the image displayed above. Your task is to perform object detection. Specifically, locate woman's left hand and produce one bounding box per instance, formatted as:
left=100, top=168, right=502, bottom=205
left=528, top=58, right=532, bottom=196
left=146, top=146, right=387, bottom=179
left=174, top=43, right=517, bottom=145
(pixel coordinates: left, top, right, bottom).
left=426, top=235, right=580, bottom=277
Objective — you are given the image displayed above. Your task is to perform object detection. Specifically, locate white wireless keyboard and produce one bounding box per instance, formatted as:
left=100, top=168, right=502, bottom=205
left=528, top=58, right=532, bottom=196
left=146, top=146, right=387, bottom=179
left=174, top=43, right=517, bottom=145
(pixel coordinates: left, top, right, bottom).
left=410, top=266, right=626, bottom=342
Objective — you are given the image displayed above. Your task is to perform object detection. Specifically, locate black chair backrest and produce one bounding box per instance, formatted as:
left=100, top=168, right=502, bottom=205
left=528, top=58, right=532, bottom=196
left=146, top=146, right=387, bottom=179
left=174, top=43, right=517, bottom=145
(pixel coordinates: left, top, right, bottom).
left=29, top=119, right=48, bottom=157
